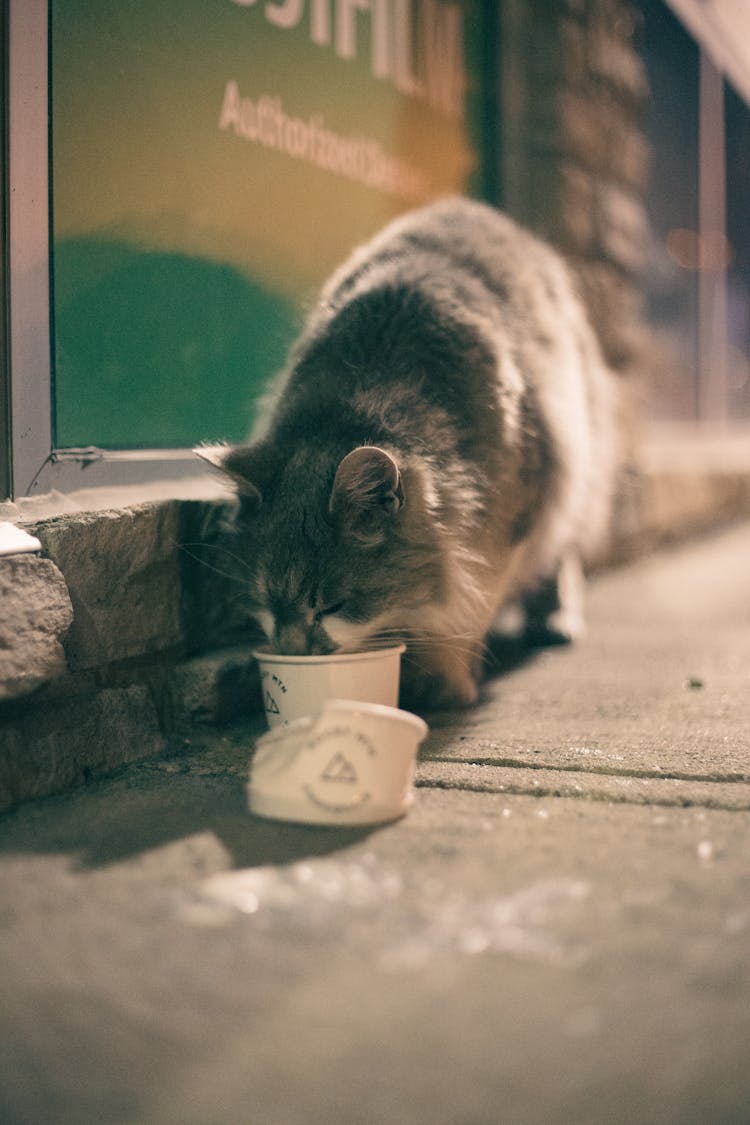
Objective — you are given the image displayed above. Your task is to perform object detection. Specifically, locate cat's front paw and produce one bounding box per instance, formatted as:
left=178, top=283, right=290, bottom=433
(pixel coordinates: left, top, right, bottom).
left=430, top=677, right=480, bottom=710
left=522, top=550, right=585, bottom=647
left=400, top=662, right=480, bottom=711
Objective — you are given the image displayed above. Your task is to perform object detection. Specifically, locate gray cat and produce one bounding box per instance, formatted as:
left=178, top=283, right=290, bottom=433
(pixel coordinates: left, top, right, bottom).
left=200, top=197, right=619, bottom=707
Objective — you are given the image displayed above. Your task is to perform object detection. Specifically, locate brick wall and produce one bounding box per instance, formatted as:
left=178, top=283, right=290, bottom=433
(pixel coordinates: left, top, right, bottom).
left=500, top=0, right=650, bottom=374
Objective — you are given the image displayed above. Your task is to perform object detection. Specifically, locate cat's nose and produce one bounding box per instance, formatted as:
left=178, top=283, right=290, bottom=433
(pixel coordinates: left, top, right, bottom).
left=273, top=619, right=336, bottom=655
left=273, top=621, right=311, bottom=655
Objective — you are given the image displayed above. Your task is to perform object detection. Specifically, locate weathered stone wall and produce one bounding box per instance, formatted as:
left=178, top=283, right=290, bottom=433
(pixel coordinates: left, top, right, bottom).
left=0, top=502, right=265, bottom=813
left=501, top=0, right=650, bottom=374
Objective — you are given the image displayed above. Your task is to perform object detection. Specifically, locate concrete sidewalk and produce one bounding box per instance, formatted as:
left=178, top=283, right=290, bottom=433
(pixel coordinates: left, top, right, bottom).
left=1, top=522, right=749, bottom=1125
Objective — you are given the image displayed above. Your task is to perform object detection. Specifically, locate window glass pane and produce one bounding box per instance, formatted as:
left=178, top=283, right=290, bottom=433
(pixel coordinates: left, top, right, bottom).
left=50, top=0, right=490, bottom=450
left=639, top=0, right=700, bottom=421
left=725, top=81, right=750, bottom=420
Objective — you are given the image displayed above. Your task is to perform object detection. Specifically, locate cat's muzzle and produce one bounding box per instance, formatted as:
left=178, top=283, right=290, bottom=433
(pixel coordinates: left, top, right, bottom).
left=273, top=620, right=336, bottom=656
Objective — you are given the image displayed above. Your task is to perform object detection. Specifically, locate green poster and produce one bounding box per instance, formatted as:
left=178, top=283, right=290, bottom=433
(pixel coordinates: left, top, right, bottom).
left=51, top=0, right=490, bottom=449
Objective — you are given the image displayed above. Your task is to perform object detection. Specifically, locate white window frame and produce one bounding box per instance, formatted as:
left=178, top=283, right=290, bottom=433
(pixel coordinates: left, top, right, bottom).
left=6, top=0, right=210, bottom=501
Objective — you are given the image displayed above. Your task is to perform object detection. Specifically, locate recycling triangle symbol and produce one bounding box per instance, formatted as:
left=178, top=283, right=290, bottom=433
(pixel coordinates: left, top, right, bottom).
left=264, top=691, right=280, bottom=715
left=321, top=752, right=358, bottom=784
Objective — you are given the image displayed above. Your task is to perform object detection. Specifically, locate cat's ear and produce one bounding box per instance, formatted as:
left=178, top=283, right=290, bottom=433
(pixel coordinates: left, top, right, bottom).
left=194, top=443, right=271, bottom=506
left=329, top=446, right=404, bottom=527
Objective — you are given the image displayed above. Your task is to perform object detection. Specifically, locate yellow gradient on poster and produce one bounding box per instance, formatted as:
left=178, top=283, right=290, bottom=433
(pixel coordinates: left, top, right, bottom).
left=52, top=0, right=487, bottom=447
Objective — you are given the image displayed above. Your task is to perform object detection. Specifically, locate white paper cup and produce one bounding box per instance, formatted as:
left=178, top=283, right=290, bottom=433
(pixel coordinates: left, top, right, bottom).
left=253, top=645, right=405, bottom=728
left=248, top=699, right=428, bottom=826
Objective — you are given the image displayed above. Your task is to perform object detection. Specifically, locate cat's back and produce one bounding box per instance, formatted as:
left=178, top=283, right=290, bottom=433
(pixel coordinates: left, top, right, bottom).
left=312, top=196, right=617, bottom=561
left=322, top=197, right=567, bottom=313
left=280, top=199, right=523, bottom=442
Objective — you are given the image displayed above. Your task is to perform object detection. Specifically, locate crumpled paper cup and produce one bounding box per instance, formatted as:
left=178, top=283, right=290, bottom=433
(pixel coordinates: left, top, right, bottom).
left=248, top=699, right=428, bottom=826
left=253, top=645, right=405, bottom=728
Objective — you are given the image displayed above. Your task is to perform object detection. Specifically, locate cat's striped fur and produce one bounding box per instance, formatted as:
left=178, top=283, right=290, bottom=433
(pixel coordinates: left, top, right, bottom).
left=202, top=198, right=619, bottom=707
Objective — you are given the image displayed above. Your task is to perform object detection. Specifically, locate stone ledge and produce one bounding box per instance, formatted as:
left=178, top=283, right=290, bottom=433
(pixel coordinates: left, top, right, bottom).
left=0, top=685, right=164, bottom=812
left=20, top=497, right=256, bottom=676
left=0, top=554, right=73, bottom=701
left=0, top=646, right=263, bottom=815
left=613, top=426, right=750, bottom=557
left=0, top=496, right=264, bottom=813
left=34, top=503, right=185, bottom=671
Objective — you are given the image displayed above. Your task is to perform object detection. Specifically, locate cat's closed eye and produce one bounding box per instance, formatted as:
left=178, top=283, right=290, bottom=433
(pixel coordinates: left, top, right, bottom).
left=314, top=602, right=346, bottom=621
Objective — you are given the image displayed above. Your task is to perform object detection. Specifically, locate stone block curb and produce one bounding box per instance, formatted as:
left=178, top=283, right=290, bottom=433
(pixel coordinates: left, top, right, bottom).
left=0, top=685, right=165, bottom=813
left=33, top=504, right=184, bottom=671
left=0, top=554, right=73, bottom=701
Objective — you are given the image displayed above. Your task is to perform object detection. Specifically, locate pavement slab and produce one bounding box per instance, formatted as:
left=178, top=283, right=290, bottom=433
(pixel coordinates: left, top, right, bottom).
left=1, top=521, right=749, bottom=1124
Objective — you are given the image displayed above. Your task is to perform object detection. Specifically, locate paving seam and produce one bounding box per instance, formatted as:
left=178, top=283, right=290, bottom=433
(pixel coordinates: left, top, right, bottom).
left=415, top=762, right=750, bottom=811
left=420, top=753, right=750, bottom=785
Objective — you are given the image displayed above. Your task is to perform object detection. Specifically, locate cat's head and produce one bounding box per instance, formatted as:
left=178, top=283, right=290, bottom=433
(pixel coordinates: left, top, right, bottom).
left=197, top=442, right=443, bottom=654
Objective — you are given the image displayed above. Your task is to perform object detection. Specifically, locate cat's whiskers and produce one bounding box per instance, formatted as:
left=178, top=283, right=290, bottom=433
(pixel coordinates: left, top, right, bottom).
left=366, top=625, right=491, bottom=662
left=178, top=545, right=256, bottom=591
left=180, top=541, right=257, bottom=576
